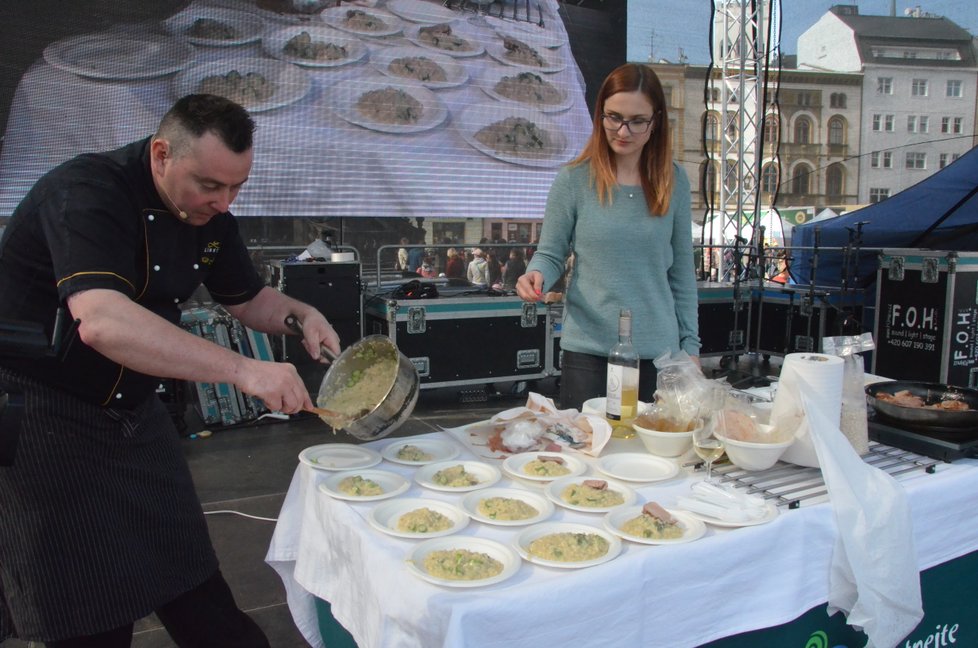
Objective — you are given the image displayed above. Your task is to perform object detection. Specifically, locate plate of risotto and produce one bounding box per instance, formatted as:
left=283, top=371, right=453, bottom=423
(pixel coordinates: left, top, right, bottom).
left=544, top=476, right=636, bottom=513
left=457, top=102, right=573, bottom=168
left=263, top=25, right=369, bottom=68
left=324, top=75, right=448, bottom=133
left=371, top=46, right=468, bottom=89
left=318, top=469, right=409, bottom=502
left=172, top=58, right=312, bottom=113
left=381, top=438, right=460, bottom=466
left=476, top=66, right=573, bottom=113
left=321, top=6, right=405, bottom=37
left=603, top=503, right=706, bottom=545
left=514, top=522, right=621, bottom=569
left=415, top=460, right=501, bottom=492
left=368, top=497, right=469, bottom=539
left=461, top=487, right=555, bottom=526
left=501, top=451, right=587, bottom=484
left=407, top=537, right=521, bottom=587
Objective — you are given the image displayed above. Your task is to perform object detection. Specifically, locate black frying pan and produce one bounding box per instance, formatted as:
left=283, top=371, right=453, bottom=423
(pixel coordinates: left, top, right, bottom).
left=865, top=381, right=978, bottom=432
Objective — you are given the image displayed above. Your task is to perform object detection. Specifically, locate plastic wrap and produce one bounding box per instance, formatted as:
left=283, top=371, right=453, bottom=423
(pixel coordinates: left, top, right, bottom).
left=822, top=332, right=875, bottom=455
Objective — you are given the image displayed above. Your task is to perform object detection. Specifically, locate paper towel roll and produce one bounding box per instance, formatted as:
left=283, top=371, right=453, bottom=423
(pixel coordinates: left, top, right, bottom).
left=771, top=352, right=844, bottom=467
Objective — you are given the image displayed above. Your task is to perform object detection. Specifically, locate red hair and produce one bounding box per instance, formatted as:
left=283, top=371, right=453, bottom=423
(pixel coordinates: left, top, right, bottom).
left=570, top=63, right=674, bottom=214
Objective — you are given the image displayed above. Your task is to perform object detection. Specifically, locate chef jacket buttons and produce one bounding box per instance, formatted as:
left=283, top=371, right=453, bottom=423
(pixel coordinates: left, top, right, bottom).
left=153, top=265, right=161, bottom=271
left=193, top=263, right=199, bottom=270
left=147, top=214, right=155, bottom=222
left=115, top=393, right=123, bottom=400
left=174, top=298, right=180, bottom=303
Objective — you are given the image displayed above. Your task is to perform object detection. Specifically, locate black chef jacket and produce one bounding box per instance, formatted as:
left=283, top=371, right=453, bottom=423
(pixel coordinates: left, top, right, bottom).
left=0, top=137, right=264, bottom=409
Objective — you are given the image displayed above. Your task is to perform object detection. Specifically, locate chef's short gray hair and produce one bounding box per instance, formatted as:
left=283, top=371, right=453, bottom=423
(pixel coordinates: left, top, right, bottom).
left=156, top=94, right=256, bottom=158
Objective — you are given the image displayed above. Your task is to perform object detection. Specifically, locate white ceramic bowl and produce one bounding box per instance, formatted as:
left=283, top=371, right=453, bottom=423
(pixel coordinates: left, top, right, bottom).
left=721, top=435, right=793, bottom=471
left=632, top=419, right=698, bottom=458
left=581, top=397, right=652, bottom=418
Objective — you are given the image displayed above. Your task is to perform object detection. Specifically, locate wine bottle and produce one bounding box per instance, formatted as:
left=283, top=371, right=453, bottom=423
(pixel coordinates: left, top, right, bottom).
left=606, top=309, right=639, bottom=439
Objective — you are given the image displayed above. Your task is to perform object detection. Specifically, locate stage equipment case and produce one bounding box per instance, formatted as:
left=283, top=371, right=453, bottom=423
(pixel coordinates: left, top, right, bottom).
left=751, top=285, right=863, bottom=357
left=364, top=290, right=554, bottom=389
left=873, top=250, right=978, bottom=388
left=269, top=261, right=363, bottom=394
left=697, top=283, right=749, bottom=357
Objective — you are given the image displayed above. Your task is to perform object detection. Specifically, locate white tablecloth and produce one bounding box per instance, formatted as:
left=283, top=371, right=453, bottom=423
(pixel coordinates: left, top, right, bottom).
left=0, top=0, right=590, bottom=218
left=265, top=431, right=978, bottom=648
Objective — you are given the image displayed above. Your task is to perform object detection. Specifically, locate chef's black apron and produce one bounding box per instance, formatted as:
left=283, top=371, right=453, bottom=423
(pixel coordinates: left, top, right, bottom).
left=0, top=369, right=217, bottom=642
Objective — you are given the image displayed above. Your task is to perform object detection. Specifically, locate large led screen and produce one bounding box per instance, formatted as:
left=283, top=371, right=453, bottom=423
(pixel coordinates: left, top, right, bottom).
left=0, top=0, right=593, bottom=219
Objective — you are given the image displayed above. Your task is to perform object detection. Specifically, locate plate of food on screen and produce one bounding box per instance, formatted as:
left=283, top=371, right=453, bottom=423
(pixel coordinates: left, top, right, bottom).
left=324, top=75, right=448, bottom=133
left=457, top=103, right=574, bottom=168
left=371, top=46, right=468, bottom=89
left=263, top=25, right=369, bottom=68
left=321, top=6, right=405, bottom=37
left=172, top=58, right=312, bottom=112
left=405, top=21, right=485, bottom=58
left=164, top=6, right=265, bottom=47
left=476, top=66, right=573, bottom=113
left=485, top=35, right=564, bottom=73
left=43, top=30, right=196, bottom=81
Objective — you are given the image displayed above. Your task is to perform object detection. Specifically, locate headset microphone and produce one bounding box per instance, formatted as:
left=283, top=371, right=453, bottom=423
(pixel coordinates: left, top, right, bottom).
left=157, top=182, right=189, bottom=221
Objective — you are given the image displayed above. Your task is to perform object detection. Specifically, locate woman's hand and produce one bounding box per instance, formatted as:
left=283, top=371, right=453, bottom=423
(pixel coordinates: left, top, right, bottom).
left=515, top=270, right=544, bottom=302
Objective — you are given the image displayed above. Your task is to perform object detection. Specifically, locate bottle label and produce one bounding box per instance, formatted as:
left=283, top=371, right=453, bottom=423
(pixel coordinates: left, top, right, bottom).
left=606, top=364, right=639, bottom=420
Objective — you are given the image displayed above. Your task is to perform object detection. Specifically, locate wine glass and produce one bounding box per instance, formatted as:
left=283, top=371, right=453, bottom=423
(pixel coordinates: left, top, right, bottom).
left=692, top=412, right=725, bottom=482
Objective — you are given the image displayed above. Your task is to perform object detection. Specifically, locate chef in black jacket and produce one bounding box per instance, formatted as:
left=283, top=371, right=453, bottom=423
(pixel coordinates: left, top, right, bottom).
left=0, top=94, right=339, bottom=647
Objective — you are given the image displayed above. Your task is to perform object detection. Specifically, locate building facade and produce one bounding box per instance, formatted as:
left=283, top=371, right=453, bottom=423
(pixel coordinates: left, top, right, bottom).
left=797, top=4, right=978, bottom=204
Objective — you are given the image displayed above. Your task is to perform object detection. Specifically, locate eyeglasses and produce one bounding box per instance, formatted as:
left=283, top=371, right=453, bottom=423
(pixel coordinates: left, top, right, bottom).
left=601, top=113, right=655, bottom=134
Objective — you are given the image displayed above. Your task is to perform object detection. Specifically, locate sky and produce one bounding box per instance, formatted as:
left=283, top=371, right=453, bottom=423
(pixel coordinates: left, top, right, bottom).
left=628, top=0, right=978, bottom=65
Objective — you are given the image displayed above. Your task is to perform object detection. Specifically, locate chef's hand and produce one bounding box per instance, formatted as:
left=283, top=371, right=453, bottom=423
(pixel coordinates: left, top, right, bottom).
left=516, top=270, right=545, bottom=302
left=298, top=311, right=341, bottom=363
left=236, top=358, right=313, bottom=414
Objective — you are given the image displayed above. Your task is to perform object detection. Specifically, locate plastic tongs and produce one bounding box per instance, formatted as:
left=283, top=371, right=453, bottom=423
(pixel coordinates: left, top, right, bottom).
left=676, top=482, right=768, bottom=523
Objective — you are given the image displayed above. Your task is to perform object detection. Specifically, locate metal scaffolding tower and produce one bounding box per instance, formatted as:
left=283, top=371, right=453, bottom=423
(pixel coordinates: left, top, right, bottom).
left=708, top=0, right=781, bottom=244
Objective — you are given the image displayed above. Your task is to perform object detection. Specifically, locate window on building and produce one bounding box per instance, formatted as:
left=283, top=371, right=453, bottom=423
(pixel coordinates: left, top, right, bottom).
left=704, top=113, right=719, bottom=142
left=726, top=113, right=738, bottom=141
left=870, top=188, right=890, bottom=203
left=762, top=114, right=779, bottom=147
left=663, top=86, right=673, bottom=108
left=882, top=151, right=892, bottom=168
left=877, top=77, right=892, bottom=94
left=884, top=115, right=894, bottom=131
left=791, top=164, right=812, bottom=196
left=941, top=117, right=951, bottom=133
left=911, top=79, right=928, bottom=97
left=761, top=163, right=778, bottom=194
left=940, top=153, right=949, bottom=169
left=908, top=116, right=929, bottom=133
left=905, top=152, right=926, bottom=169
left=953, top=117, right=963, bottom=134
left=794, top=116, right=812, bottom=144
left=828, top=117, right=845, bottom=145
left=829, top=93, right=847, bottom=108
left=946, top=80, right=962, bottom=98
left=871, top=151, right=892, bottom=169
left=826, top=164, right=845, bottom=196
left=797, top=92, right=814, bottom=107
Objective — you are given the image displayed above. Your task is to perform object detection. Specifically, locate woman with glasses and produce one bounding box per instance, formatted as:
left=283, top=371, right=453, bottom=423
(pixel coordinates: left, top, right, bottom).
left=516, top=63, right=701, bottom=409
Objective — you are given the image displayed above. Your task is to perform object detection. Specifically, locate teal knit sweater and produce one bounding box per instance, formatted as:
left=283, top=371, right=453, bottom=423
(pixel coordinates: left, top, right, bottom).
left=527, top=161, right=701, bottom=359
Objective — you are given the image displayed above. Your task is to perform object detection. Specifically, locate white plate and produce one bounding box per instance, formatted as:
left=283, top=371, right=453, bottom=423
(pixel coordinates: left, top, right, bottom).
left=476, top=66, right=573, bottom=113
left=514, top=521, right=621, bottom=569
left=43, top=31, right=196, bottom=81
left=596, top=453, right=680, bottom=483
left=460, top=487, right=555, bottom=526
left=371, top=46, right=468, bottom=89
left=263, top=25, right=369, bottom=68
left=485, top=38, right=564, bottom=74
left=501, top=451, right=587, bottom=483
left=415, top=460, right=501, bottom=492
left=685, top=501, right=780, bottom=528
left=406, top=536, right=521, bottom=587
left=381, top=437, right=460, bottom=466
left=404, top=22, right=485, bottom=58
left=368, top=497, right=469, bottom=538
left=457, top=102, right=573, bottom=168
left=172, top=58, right=311, bottom=113
left=298, top=443, right=382, bottom=471
left=386, top=0, right=459, bottom=25
left=544, top=476, right=636, bottom=513
left=164, top=7, right=265, bottom=47
left=481, top=15, right=568, bottom=49
left=603, top=506, right=707, bottom=545
left=318, top=469, right=410, bottom=501
left=323, top=75, right=448, bottom=133
left=321, top=6, right=404, bottom=37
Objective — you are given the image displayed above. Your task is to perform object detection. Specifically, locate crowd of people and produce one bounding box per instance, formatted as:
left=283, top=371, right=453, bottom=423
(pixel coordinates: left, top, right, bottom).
left=394, top=237, right=536, bottom=291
